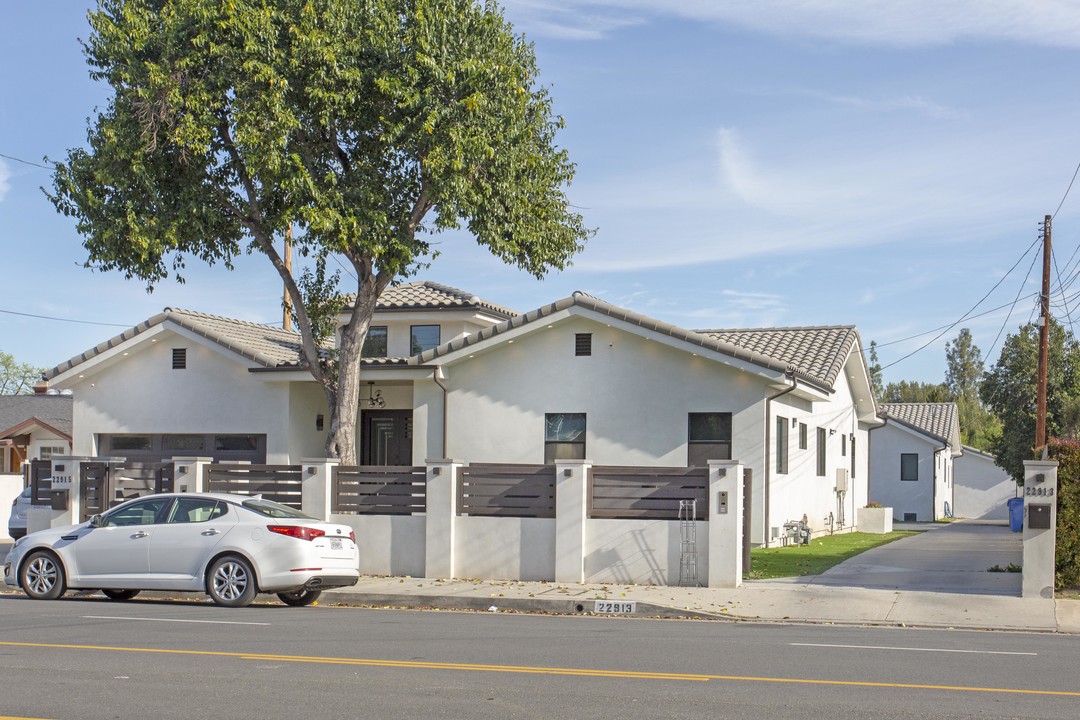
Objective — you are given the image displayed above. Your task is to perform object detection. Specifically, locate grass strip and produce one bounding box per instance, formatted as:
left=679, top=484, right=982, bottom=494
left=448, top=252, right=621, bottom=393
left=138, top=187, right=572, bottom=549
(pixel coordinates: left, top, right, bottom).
left=747, top=530, right=919, bottom=579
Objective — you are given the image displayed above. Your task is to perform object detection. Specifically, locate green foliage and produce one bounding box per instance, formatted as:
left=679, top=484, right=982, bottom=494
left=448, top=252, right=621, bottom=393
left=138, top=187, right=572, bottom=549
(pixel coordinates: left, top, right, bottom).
left=945, top=328, right=999, bottom=449
left=882, top=379, right=951, bottom=403
left=747, top=531, right=918, bottom=579
left=47, top=0, right=591, bottom=462
left=981, top=320, right=1080, bottom=482
left=867, top=341, right=884, bottom=402
left=293, top=254, right=346, bottom=350
left=1049, top=437, right=1080, bottom=590
left=0, top=351, right=44, bottom=395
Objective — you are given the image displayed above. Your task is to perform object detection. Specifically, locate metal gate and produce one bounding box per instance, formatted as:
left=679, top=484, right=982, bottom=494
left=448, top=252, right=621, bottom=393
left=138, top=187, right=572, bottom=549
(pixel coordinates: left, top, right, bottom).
left=78, top=461, right=175, bottom=523
left=26, top=459, right=53, bottom=505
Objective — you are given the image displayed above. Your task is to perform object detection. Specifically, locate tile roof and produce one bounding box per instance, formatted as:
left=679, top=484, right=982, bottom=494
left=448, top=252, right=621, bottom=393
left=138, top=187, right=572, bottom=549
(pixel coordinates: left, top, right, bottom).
left=414, top=292, right=862, bottom=392
left=881, top=403, right=960, bottom=447
left=0, top=395, right=73, bottom=437
left=370, top=281, right=518, bottom=318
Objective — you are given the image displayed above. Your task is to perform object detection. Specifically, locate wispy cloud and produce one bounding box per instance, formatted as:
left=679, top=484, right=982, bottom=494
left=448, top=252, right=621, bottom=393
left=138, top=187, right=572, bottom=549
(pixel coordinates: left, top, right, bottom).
left=0, top=159, right=10, bottom=203
left=503, top=1, right=1080, bottom=47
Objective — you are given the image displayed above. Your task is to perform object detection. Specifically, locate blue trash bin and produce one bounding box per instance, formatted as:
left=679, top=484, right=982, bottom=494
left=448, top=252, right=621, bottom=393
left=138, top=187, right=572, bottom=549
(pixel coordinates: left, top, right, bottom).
left=1007, top=497, right=1023, bottom=532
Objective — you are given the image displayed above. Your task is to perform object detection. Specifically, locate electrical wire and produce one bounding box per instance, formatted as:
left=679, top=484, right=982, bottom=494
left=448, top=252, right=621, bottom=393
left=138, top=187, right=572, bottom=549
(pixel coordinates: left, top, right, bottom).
left=1051, top=246, right=1076, bottom=337
left=872, top=294, right=1038, bottom=349
left=0, top=307, right=133, bottom=327
left=1053, top=160, right=1080, bottom=219
left=0, top=152, right=52, bottom=170
left=985, top=239, right=1044, bottom=362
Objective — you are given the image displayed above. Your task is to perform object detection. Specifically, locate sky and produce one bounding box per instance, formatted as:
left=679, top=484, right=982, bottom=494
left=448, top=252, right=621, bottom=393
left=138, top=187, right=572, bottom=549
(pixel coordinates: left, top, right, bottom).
left=3, top=1, right=1080, bottom=386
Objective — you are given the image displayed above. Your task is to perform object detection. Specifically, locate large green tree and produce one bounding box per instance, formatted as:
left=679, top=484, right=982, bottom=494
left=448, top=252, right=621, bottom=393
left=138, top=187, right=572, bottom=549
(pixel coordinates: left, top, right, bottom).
left=0, top=351, right=44, bottom=395
left=881, top=380, right=951, bottom=404
left=48, top=0, right=590, bottom=463
left=981, top=319, right=1080, bottom=481
left=944, top=328, right=999, bottom=449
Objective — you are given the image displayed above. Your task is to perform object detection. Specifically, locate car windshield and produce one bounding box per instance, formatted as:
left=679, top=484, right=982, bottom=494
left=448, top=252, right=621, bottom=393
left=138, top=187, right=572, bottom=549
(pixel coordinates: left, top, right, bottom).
left=241, top=498, right=313, bottom=519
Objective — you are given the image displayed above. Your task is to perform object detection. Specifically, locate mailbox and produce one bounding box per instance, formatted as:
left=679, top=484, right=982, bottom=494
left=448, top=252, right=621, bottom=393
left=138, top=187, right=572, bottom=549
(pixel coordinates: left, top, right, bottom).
left=50, top=490, right=70, bottom=511
left=717, top=490, right=729, bottom=514
left=1028, top=503, right=1052, bottom=530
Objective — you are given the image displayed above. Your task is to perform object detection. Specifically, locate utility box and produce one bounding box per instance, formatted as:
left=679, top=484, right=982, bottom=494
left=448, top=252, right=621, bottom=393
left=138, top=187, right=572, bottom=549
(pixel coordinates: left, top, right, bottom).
left=835, top=467, right=849, bottom=493
left=1028, top=503, right=1052, bottom=530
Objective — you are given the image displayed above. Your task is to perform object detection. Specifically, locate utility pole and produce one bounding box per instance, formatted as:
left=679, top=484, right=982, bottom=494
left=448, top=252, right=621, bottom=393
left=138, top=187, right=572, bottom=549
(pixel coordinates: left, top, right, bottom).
left=1036, top=214, right=1051, bottom=458
left=282, top=225, right=293, bottom=331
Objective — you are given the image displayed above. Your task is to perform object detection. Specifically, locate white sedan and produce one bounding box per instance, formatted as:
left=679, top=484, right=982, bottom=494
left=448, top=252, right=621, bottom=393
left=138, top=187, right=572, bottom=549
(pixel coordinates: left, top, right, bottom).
left=3, top=492, right=359, bottom=607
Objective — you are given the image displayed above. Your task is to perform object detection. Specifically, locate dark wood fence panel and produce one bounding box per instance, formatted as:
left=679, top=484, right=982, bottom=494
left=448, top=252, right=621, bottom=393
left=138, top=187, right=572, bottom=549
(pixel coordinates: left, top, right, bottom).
left=111, top=462, right=174, bottom=503
left=589, top=466, right=709, bottom=520
left=206, top=464, right=303, bottom=508
left=332, top=466, right=426, bottom=514
left=459, top=464, right=556, bottom=518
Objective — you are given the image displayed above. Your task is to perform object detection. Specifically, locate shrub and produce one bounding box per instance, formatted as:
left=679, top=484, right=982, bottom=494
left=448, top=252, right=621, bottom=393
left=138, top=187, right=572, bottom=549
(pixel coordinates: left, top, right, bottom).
left=1048, top=437, right=1080, bottom=589
left=865, top=501, right=883, bottom=509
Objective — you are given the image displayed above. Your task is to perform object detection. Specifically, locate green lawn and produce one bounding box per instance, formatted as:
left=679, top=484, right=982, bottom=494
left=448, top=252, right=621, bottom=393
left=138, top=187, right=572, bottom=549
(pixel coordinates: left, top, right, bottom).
left=746, top=531, right=919, bottom=579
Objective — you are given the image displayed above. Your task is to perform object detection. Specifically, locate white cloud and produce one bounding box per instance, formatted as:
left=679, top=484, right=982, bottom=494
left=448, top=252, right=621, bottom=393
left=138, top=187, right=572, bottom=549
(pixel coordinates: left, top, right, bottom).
left=503, top=0, right=1080, bottom=47
left=0, top=159, right=10, bottom=203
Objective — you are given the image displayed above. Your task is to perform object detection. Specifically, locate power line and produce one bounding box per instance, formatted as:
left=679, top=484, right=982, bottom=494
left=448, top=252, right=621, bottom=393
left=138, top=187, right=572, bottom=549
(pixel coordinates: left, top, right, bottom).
left=873, top=293, right=1038, bottom=349
left=1053, top=159, right=1080, bottom=219
left=0, top=152, right=52, bottom=170
left=0, top=307, right=133, bottom=327
left=1051, top=246, right=1076, bottom=337
left=986, top=237, right=1044, bottom=362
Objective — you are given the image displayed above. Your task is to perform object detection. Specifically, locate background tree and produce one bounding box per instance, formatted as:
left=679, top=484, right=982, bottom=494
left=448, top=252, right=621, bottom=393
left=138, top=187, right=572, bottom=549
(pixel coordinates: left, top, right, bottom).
left=944, top=328, right=999, bottom=449
left=867, top=340, right=884, bottom=401
left=0, top=351, right=44, bottom=395
left=881, top=380, right=951, bottom=404
left=981, top=319, right=1080, bottom=481
left=48, top=0, right=591, bottom=464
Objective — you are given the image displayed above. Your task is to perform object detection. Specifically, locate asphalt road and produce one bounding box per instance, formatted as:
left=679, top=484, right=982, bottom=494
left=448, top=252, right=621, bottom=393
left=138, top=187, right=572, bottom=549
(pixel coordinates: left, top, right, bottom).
left=1, top=594, right=1078, bottom=720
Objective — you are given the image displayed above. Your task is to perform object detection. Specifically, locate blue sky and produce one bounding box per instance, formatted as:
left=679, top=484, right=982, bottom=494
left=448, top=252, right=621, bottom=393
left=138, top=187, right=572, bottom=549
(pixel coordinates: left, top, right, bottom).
left=3, top=1, right=1080, bottom=385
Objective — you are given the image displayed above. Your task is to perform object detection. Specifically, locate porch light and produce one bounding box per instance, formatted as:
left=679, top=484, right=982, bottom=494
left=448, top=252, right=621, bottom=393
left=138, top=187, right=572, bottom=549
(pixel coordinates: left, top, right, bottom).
left=367, top=382, right=385, bottom=408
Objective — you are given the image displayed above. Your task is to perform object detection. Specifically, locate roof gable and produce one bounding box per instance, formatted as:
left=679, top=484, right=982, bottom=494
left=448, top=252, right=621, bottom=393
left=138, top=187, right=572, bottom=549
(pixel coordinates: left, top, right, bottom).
left=363, top=280, right=518, bottom=318
left=881, top=402, right=962, bottom=451
left=0, top=395, right=73, bottom=438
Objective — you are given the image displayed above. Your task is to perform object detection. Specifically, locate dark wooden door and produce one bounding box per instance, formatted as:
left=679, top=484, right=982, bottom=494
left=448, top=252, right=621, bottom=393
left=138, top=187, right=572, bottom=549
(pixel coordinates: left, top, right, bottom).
left=361, top=410, right=412, bottom=466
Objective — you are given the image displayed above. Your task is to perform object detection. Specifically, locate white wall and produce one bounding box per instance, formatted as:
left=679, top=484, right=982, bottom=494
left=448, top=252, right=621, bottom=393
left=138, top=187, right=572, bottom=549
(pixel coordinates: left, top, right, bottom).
left=954, top=449, right=1015, bottom=520
left=585, top=518, right=707, bottom=585
left=57, top=329, right=293, bottom=462
left=0, top=473, right=23, bottom=540
left=455, top=516, right=556, bottom=580
left=869, top=423, right=939, bottom=521
left=331, top=513, right=426, bottom=576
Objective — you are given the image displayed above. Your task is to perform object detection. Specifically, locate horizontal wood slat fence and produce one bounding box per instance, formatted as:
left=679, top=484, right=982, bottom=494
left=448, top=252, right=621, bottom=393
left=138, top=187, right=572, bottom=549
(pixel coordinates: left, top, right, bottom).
left=589, top=466, right=709, bottom=520
left=332, top=466, right=427, bottom=514
left=459, top=464, right=556, bottom=518
left=206, top=464, right=303, bottom=508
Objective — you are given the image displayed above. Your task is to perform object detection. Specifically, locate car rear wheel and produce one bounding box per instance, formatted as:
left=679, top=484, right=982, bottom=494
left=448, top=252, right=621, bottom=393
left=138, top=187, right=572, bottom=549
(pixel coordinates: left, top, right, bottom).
left=207, top=555, right=257, bottom=608
left=102, top=589, right=141, bottom=601
left=20, top=551, right=66, bottom=600
left=277, top=588, right=322, bottom=607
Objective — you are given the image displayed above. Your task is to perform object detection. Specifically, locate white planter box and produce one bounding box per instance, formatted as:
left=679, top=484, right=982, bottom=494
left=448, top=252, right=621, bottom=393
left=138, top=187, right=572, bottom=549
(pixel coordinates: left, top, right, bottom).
left=857, top=507, right=893, bottom=534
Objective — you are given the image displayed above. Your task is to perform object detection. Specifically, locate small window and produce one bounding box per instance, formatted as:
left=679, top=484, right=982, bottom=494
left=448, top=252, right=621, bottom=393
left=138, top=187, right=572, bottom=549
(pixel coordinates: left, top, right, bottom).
left=162, top=435, right=205, bottom=452
left=544, top=413, right=586, bottom=464
left=362, top=326, right=388, bottom=358
left=816, top=427, right=826, bottom=476
left=901, top=453, right=919, bottom=481
left=172, top=348, right=187, bottom=369
left=110, top=435, right=153, bottom=451
left=410, top=325, right=441, bottom=355
left=215, top=434, right=260, bottom=452
left=38, top=446, right=65, bottom=461
left=104, top=497, right=170, bottom=527
left=687, top=412, right=732, bottom=466
left=575, top=333, right=592, bottom=356
left=851, top=435, right=857, bottom=478
left=167, top=498, right=225, bottom=524
left=798, top=423, right=808, bottom=450
left=776, top=417, right=789, bottom=474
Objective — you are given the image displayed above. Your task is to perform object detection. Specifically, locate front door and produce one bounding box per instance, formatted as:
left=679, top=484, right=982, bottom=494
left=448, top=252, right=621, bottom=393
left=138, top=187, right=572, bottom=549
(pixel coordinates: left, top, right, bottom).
left=361, top=410, right=412, bottom=466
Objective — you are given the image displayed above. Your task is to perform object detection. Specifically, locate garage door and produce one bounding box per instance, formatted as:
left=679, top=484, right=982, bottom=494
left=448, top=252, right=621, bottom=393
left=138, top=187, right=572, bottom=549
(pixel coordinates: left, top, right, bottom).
left=98, top=433, right=267, bottom=464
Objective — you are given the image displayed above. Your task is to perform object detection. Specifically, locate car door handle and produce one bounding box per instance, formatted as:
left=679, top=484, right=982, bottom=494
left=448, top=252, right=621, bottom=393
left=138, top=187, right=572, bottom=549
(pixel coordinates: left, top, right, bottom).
left=131, top=531, right=149, bottom=539
left=201, top=529, right=220, bottom=536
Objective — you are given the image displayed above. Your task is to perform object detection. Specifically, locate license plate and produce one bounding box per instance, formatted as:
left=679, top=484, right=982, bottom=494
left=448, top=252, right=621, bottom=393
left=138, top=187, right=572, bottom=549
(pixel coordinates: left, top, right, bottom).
left=330, top=539, right=342, bottom=550
left=594, top=600, right=636, bottom=614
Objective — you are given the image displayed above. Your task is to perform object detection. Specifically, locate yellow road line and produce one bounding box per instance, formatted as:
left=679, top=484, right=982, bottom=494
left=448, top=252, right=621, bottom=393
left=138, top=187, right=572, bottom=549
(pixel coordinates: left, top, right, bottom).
left=1, top=640, right=1078, bottom=697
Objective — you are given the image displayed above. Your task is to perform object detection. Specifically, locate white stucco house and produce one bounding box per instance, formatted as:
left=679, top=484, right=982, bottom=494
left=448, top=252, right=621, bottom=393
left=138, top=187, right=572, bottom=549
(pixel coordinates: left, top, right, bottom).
left=46, top=281, right=882, bottom=547
left=953, top=445, right=1016, bottom=520
left=869, top=402, right=962, bottom=522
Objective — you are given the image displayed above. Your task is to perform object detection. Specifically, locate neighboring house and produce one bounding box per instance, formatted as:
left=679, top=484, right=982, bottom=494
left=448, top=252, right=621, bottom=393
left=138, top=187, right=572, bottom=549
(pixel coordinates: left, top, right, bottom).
left=953, top=445, right=1016, bottom=521
left=47, top=281, right=881, bottom=546
left=0, top=393, right=73, bottom=474
left=870, top=403, right=962, bottom=522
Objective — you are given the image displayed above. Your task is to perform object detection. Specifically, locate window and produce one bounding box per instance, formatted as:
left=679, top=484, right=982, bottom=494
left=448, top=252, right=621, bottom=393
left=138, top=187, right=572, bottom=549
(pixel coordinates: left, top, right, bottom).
left=172, top=348, right=187, bottom=369
left=816, top=427, right=826, bottom=476
left=798, top=423, right=808, bottom=450
left=687, top=413, right=732, bottom=466
left=841, top=433, right=847, bottom=456
left=162, top=435, right=205, bottom=452
left=575, top=333, right=592, bottom=356
left=38, top=446, right=65, bottom=461
left=775, top=417, right=789, bottom=474
left=103, top=497, right=170, bottom=527
left=215, top=434, right=260, bottom=452
left=110, top=435, right=153, bottom=451
left=167, top=497, right=226, bottom=524
left=362, top=326, right=388, bottom=358
left=901, top=453, right=919, bottom=481
left=545, top=413, right=586, bottom=464
left=851, top=435, right=857, bottom=478
left=410, top=325, right=441, bottom=355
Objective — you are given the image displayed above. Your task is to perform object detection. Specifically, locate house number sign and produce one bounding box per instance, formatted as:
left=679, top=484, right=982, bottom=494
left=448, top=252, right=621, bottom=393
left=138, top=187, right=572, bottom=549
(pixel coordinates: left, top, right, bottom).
left=1024, top=486, right=1055, bottom=497
left=594, top=600, right=637, bottom=614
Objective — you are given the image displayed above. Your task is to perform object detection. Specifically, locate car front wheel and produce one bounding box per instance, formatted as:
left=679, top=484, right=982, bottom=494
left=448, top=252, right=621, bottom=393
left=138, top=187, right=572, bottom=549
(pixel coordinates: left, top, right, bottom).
left=277, top=588, right=322, bottom=607
left=207, top=555, right=257, bottom=608
left=20, top=551, right=66, bottom=600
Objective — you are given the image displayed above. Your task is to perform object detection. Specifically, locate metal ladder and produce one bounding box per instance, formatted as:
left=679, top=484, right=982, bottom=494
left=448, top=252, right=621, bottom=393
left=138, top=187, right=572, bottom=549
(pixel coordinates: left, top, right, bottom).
left=678, top=499, right=699, bottom=587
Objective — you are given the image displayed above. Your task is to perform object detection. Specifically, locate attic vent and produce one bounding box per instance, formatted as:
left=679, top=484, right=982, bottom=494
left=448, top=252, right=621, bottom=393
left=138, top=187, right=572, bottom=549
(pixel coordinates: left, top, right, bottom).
left=575, top=333, right=592, bottom=357
left=172, top=348, right=187, bottom=370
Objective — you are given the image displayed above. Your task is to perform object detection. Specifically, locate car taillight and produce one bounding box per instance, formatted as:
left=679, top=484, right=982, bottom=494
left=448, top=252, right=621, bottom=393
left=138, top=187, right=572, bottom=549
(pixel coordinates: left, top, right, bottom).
left=267, top=525, right=326, bottom=541
left=349, top=531, right=356, bottom=543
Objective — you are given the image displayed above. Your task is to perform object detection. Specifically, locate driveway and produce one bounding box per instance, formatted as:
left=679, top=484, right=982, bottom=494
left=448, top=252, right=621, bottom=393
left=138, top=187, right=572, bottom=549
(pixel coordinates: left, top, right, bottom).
left=805, top=520, right=1023, bottom=596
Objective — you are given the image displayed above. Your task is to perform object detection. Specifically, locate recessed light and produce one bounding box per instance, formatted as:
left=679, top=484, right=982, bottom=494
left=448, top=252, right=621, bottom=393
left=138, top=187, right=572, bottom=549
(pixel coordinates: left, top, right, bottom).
left=508, top=340, right=514, bottom=344
left=123, top=352, right=129, bottom=356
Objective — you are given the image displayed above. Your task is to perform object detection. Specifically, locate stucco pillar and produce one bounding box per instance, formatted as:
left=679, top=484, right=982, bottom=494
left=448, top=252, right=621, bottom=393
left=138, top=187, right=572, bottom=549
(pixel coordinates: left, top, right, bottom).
left=301, top=458, right=339, bottom=521
left=554, top=459, right=591, bottom=583
left=172, top=457, right=213, bottom=494
left=1022, top=460, right=1058, bottom=599
left=425, top=459, right=463, bottom=579
left=32, top=455, right=89, bottom=531
left=708, top=460, right=744, bottom=588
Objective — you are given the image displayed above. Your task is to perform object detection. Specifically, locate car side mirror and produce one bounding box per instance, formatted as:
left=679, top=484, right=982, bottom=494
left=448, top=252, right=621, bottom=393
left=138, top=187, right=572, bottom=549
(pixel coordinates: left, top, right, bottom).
left=89, top=514, right=104, bottom=528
